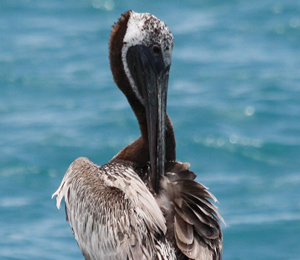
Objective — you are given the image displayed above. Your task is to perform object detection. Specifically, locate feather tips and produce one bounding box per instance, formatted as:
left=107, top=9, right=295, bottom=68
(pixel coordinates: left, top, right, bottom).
left=53, top=157, right=174, bottom=260
left=159, top=162, right=224, bottom=260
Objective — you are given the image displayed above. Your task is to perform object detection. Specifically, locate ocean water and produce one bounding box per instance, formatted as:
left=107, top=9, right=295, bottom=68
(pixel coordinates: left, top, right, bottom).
left=1, top=0, right=299, bottom=259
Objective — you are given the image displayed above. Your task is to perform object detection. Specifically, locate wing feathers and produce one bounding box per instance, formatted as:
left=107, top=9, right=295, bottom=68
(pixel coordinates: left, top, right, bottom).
left=160, top=162, right=224, bottom=260
left=174, top=214, right=194, bottom=244
left=53, top=157, right=173, bottom=260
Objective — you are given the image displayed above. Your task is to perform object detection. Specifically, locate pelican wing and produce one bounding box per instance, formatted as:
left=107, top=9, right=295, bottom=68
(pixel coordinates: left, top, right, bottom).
left=53, top=157, right=168, bottom=260
left=159, top=162, right=224, bottom=260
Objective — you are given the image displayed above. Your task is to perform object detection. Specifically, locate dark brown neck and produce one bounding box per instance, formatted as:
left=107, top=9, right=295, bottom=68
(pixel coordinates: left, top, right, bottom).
left=109, top=10, right=176, bottom=166
left=166, top=115, right=176, bottom=162
left=113, top=115, right=176, bottom=166
left=109, top=11, right=148, bottom=140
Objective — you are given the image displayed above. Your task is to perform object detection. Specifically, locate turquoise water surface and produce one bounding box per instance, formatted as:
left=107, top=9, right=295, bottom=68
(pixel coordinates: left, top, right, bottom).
left=1, top=0, right=300, bottom=259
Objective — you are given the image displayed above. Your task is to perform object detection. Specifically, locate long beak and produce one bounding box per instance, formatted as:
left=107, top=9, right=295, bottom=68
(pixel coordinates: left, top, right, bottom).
left=127, top=45, right=170, bottom=193
left=143, top=66, right=169, bottom=194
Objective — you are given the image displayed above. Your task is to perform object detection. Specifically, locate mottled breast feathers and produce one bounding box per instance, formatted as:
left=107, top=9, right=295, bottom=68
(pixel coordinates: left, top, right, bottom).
left=53, top=157, right=223, bottom=260
left=53, top=157, right=175, bottom=260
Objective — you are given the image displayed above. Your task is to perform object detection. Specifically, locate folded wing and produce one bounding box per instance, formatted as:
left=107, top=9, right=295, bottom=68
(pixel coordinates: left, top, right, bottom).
left=159, top=162, right=224, bottom=260
left=53, top=157, right=173, bottom=260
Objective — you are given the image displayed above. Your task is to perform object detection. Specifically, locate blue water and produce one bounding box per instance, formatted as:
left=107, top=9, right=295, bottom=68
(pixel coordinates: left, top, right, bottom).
left=1, top=0, right=299, bottom=259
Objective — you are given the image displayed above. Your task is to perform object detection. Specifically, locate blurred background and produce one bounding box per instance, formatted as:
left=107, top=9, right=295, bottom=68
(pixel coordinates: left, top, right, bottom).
left=1, top=0, right=299, bottom=259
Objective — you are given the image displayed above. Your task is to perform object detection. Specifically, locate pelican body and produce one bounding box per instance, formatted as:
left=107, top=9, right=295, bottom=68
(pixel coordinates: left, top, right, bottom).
left=53, top=10, right=223, bottom=260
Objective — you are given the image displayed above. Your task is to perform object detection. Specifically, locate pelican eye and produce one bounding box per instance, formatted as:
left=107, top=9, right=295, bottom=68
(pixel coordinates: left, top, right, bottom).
left=152, top=44, right=161, bottom=55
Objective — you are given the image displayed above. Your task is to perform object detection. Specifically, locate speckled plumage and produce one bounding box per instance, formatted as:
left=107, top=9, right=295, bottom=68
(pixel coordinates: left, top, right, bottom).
left=122, top=11, right=173, bottom=104
left=53, top=157, right=175, bottom=260
left=53, top=10, right=223, bottom=260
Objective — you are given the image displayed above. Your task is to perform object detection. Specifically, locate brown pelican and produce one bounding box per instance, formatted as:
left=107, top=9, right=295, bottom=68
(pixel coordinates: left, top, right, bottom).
left=53, top=10, right=223, bottom=260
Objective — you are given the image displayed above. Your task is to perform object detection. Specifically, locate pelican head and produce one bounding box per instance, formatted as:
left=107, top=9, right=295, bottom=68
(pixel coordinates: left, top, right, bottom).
left=109, top=11, right=174, bottom=193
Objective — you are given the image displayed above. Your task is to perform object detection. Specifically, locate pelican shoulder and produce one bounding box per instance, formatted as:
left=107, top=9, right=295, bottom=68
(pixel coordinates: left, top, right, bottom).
left=52, top=157, right=173, bottom=260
